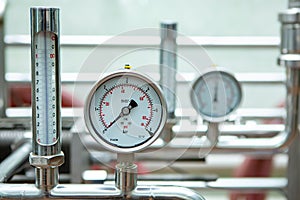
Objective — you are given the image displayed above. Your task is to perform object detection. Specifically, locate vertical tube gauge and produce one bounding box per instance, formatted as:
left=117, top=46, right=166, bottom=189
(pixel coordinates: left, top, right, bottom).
left=30, top=7, right=64, bottom=190
left=31, top=7, right=60, bottom=153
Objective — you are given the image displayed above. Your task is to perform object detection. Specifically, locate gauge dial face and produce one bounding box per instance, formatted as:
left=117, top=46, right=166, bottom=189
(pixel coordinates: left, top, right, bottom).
left=85, top=70, right=167, bottom=153
left=191, top=70, right=242, bottom=122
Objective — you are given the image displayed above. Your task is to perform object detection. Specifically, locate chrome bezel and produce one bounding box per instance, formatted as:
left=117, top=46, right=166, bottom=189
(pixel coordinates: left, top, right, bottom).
left=190, top=67, right=242, bottom=123
left=84, top=70, right=167, bottom=153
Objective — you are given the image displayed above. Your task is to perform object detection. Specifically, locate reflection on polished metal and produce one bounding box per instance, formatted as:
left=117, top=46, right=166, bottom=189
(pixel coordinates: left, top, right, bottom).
left=114, top=153, right=137, bottom=195
left=0, top=184, right=205, bottom=199
left=279, top=7, right=300, bottom=54
left=29, top=7, right=64, bottom=191
left=279, top=2, right=300, bottom=199
left=115, top=162, right=137, bottom=194
left=0, top=142, right=31, bottom=183
left=160, top=21, right=177, bottom=119
left=0, top=0, right=7, bottom=118
left=289, top=0, right=300, bottom=8
left=36, top=168, right=59, bottom=192
left=5, top=35, right=280, bottom=47
left=30, top=6, right=62, bottom=156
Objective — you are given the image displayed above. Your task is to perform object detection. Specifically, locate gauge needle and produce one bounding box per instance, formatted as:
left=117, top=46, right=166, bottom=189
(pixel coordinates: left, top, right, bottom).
left=106, top=99, right=138, bottom=130
left=213, top=83, right=218, bottom=102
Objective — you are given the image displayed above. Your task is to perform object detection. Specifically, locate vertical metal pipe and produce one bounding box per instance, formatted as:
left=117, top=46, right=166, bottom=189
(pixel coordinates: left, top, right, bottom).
left=0, top=0, right=7, bottom=118
left=289, top=0, right=300, bottom=8
left=29, top=7, right=64, bottom=191
left=115, top=153, right=137, bottom=195
left=159, top=21, right=177, bottom=119
left=285, top=67, right=300, bottom=138
left=279, top=4, right=300, bottom=200
left=30, top=7, right=61, bottom=156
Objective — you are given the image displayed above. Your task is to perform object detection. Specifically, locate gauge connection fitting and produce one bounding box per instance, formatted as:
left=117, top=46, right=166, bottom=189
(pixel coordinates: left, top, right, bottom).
left=29, top=152, right=64, bottom=168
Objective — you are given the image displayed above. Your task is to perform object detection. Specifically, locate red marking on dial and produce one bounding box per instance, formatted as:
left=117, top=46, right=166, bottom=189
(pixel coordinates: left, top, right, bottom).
left=99, top=83, right=152, bottom=128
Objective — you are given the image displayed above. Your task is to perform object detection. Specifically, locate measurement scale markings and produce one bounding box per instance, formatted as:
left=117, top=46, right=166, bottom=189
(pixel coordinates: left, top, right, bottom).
left=43, top=31, right=50, bottom=144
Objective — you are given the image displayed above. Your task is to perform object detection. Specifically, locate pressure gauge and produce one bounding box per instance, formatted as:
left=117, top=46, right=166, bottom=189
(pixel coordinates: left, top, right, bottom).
left=84, top=69, right=167, bottom=153
left=190, top=69, right=242, bottom=122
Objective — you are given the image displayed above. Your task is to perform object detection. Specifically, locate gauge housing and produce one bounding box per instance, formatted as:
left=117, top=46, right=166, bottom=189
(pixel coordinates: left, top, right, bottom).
left=84, top=70, right=167, bottom=153
left=190, top=68, right=242, bottom=122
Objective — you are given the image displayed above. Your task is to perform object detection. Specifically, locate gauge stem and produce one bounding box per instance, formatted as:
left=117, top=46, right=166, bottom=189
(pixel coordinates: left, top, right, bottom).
left=206, top=122, right=219, bottom=146
left=115, top=153, right=137, bottom=194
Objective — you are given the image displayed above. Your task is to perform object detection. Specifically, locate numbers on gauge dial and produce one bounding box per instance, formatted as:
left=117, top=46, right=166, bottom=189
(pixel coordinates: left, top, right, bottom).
left=90, top=75, right=163, bottom=148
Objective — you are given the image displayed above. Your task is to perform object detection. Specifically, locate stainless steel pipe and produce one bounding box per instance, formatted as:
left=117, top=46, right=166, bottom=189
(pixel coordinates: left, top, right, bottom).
left=0, top=0, right=7, bottom=118
left=160, top=21, right=177, bottom=119
left=0, top=184, right=205, bottom=200
left=0, top=142, right=31, bottom=183
left=279, top=8, right=300, bottom=54
left=30, top=7, right=61, bottom=157
left=289, top=0, right=300, bottom=8
left=29, top=7, right=64, bottom=191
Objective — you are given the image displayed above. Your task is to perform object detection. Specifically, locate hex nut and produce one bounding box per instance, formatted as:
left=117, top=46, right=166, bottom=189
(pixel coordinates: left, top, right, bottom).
left=29, top=152, right=64, bottom=168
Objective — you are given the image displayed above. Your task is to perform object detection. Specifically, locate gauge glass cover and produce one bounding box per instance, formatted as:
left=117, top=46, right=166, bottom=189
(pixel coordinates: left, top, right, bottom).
left=191, top=70, right=242, bottom=122
left=85, top=71, right=167, bottom=153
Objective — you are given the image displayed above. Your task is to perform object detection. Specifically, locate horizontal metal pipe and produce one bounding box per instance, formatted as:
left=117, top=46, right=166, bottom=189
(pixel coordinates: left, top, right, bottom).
left=206, top=177, right=287, bottom=191
left=0, top=184, right=205, bottom=199
left=0, top=142, right=31, bottom=182
left=5, top=35, right=279, bottom=47
left=85, top=135, right=286, bottom=156
left=4, top=107, right=285, bottom=122
left=173, top=124, right=285, bottom=137
left=0, top=177, right=287, bottom=199
left=5, top=72, right=286, bottom=84
left=0, top=129, right=72, bottom=146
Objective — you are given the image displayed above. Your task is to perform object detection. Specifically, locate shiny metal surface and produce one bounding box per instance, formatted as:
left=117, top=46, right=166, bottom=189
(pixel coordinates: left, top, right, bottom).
left=5, top=72, right=286, bottom=84
left=52, top=184, right=206, bottom=200
left=279, top=8, right=300, bottom=54
left=190, top=68, right=242, bottom=122
left=289, top=0, right=300, bottom=8
left=115, top=162, right=137, bottom=194
left=31, top=7, right=61, bottom=156
left=83, top=114, right=290, bottom=154
left=30, top=7, right=63, bottom=191
left=0, top=1, right=6, bottom=118
left=0, top=183, right=43, bottom=199
left=160, top=21, right=177, bottom=119
left=36, top=168, right=59, bottom=192
left=207, top=178, right=287, bottom=191
left=0, top=142, right=31, bottom=183
left=0, top=184, right=205, bottom=199
left=5, top=35, right=280, bottom=47
left=84, top=70, right=168, bottom=153
left=173, top=124, right=284, bottom=137
left=279, top=2, right=300, bottom=198
left=287, top=135, right=300, bottom=200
